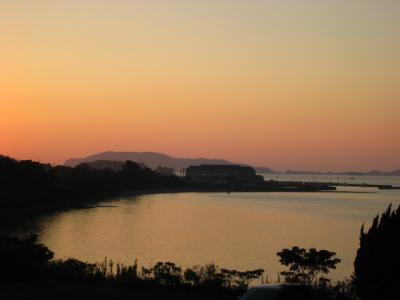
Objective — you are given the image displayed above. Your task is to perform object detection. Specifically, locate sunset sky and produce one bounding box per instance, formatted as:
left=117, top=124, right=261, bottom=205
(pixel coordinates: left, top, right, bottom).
left=1, top=0, right=399, bottom=171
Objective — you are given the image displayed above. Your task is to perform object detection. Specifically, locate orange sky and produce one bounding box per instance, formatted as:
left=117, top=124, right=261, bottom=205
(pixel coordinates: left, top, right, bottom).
left=1, top=1, right=399, bottom=171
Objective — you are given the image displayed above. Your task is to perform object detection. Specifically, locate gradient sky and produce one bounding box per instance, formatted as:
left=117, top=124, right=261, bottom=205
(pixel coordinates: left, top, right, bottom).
left=1, top=0, right=399, bottom=171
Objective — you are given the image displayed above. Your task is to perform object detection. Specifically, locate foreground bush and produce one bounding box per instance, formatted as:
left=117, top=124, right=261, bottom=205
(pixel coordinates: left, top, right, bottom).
left=0, top=235, right=53, bottom=280
left=353, top=204, right=400, bottom=300
left=0, top=235, right=261, bottom=298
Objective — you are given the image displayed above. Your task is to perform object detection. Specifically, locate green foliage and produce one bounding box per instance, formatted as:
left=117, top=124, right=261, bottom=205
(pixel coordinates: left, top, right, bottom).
left=353, top=204, right=400, bottom=300
left=277, top=246, right=341, bottom=286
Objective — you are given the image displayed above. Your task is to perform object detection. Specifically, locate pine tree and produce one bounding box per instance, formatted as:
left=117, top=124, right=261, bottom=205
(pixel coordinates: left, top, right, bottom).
left=353, top=204, right=400, bottom=300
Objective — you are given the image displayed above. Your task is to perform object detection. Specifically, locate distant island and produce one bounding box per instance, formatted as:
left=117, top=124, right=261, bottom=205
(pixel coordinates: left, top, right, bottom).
left=64, top=151, right=236, bottom=171
left=272, top=169, right=400, bottom=176
left=65, top=151, right=400, bottom=176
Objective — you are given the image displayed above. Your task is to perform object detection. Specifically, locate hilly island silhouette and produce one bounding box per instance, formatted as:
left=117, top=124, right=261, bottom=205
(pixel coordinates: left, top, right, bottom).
left=64, top=151, right=249, bottom=171
left=64, top=151, right=399, bottom=176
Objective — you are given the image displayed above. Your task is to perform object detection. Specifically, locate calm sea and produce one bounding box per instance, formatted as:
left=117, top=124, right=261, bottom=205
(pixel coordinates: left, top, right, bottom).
left=14, top=174, right=400, bottom=282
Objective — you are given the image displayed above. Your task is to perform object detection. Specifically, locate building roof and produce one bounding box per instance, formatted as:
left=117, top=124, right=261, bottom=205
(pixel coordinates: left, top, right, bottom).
left=187, top=164, right=253, bottom=170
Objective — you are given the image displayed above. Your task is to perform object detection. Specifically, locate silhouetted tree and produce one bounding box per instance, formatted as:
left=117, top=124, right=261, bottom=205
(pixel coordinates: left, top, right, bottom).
left=184, top=267, right=201, bottom=285
left=240, top=269, right=265, bottom=286
left=153, top=262, right=182, bottom=286
left=0, top=235, right=53, bottom=279
left=353, top=204, right=400, bottom=300
left=277, top=246, right=340, bottom=285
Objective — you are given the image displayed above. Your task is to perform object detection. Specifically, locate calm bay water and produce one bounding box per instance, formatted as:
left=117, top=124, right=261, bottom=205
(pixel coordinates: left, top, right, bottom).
left=262, top=173, right=400, bottom=187
left=16, top=175, right=400, bottom=282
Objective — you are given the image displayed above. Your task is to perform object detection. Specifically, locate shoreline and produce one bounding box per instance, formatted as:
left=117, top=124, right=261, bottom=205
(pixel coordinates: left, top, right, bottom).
left=0, top=182, right=383, bottom=230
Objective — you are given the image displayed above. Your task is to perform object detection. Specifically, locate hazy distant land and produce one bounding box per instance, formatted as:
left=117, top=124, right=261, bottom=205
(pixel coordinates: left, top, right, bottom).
left=64, top=151, right=234, bottom=170
left=65, top=151, right=400, bottom=176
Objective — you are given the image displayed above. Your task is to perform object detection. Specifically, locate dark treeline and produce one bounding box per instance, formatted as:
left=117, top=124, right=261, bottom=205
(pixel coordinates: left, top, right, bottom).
left=0, top=234, right=355, bottom=300
left=0, top=155, right=185, bottom=220
left=0, top=234, right=257, bottom=300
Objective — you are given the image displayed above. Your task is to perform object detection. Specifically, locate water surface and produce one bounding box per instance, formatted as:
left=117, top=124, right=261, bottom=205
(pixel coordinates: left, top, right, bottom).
left=18, top=177, right=400, bottom=282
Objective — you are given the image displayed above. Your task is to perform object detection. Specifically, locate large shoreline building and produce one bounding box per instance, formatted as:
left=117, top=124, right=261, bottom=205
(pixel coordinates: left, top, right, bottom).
left=186, top=164, right=263, bottom=186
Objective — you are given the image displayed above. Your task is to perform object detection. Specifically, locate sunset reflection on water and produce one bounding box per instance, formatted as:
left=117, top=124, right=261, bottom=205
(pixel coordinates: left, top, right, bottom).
left=25, top=190, right=400, bottom=281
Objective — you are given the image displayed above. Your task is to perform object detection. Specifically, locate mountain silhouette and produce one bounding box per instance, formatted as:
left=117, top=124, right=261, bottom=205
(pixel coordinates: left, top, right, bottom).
left=64, top=151, right=399, bottom=175
left=64, top=151, right=240, bottom=170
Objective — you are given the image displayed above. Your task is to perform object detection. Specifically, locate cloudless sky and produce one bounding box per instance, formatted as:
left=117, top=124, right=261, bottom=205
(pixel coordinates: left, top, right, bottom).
left=1, top=0, right=399, bottom=171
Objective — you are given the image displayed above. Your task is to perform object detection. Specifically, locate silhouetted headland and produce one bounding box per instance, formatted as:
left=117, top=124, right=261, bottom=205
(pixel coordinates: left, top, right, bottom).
left=3, top=154, right=399, bottom=226
left=0, top=155, right=338, bottom=225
